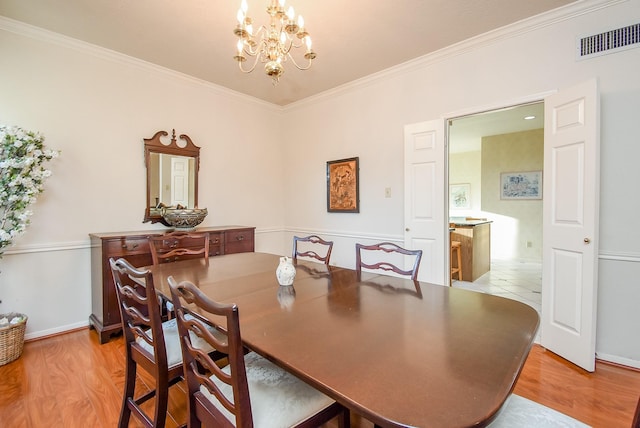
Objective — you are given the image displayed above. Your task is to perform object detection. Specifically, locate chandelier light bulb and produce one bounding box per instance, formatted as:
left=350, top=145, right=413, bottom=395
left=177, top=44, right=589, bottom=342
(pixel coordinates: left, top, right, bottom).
left=236, top=9, right=244, bottom=23
left=305, top=36, right=312, bottom=50
left=286, top=6, right=295, bottom=20
left=280, top=31, right=287, bottom=44
left=241, top=0, right=248, bottom=13
left=237, top=39, right=244, bottom=54
left=298, top=15, right=304, bottom=28
left=279, top=0, right=286, bottom=7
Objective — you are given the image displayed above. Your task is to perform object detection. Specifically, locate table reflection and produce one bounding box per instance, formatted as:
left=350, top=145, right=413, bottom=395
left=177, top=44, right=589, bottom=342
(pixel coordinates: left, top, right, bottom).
left=357, top=273, right=423, bottom=299
left=277, top=285, right=296, bottom=310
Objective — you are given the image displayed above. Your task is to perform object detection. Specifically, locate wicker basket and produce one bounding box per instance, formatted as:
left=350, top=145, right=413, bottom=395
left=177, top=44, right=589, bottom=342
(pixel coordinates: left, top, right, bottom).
left=0, top=312, right=28, bottom=366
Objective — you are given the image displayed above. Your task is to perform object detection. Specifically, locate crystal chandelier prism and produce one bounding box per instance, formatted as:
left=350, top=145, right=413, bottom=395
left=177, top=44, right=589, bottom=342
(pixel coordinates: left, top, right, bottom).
left=233, top=0, right=316, bottom=84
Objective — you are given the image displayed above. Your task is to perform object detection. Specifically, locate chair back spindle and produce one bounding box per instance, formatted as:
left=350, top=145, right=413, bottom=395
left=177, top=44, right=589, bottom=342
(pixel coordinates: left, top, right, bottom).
left=355, top=242, right=423, bottom=280
left=149, top=231, right=210, bottom=265
left=292, top=235, right=334, bottom=265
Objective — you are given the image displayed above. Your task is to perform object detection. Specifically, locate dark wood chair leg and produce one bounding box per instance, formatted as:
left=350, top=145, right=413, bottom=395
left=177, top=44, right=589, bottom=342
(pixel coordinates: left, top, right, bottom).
left=118, top=357, right=136, bottom=428
left=338, top=407, right=351, bottom=428
left=154, top=377, right=169, bottom=428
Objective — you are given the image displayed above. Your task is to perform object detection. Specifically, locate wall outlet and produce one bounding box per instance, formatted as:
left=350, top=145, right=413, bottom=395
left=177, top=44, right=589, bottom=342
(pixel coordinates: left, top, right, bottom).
left=526, top=241, right=533, bottom=248
left=385, top=187, right=391, bottom=198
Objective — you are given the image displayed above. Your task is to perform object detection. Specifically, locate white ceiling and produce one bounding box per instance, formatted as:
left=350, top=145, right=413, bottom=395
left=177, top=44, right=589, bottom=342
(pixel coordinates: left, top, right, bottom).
left=0, top=0, right=577, bottom=106
left=449, top=102, right=545, bottom=153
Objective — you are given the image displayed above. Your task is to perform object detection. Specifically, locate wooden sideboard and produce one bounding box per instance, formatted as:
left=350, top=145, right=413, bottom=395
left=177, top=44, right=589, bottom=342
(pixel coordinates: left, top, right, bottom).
left=450, top=221, right=491, bottom=282
left=89, top=226, right=255, bottom=343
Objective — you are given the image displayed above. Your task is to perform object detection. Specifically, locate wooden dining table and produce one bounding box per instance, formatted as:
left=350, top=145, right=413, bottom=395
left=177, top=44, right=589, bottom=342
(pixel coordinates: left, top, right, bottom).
left=144, top=252, right=540, bottom=428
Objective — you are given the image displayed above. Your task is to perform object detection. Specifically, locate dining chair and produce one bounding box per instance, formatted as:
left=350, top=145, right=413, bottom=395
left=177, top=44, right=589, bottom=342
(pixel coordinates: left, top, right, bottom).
left=633, top=395, right=640, bottom=428
left=149, top=230, right=211, bottom=318
left=355, top=242, right=423, bottom=280
left=168, top=276, right=351, bottom=428
left=149, top=230, right=210, bottom=265
left=109, top=257, right=184, bottom=428
left=109, top=257, right=219, bottom=428
left=292, top=235, right=334, bottom=264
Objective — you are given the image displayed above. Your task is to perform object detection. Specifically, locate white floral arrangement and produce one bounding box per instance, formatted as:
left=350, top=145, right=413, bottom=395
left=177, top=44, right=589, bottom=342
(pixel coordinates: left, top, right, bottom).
left=0, top=125, right=59, bottom=258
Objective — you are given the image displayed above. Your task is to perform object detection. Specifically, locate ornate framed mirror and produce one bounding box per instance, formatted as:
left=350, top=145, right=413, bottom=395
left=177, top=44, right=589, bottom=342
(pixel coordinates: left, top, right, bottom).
left=143, top=129, right=200, bottom=225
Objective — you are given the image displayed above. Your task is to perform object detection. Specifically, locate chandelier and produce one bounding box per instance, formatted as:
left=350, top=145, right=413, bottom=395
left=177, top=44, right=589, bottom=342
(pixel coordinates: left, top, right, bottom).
left=233, top=0, right=316, bottom=84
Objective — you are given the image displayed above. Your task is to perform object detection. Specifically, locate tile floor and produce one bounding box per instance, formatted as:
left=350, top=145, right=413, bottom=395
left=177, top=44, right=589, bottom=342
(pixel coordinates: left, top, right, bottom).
left=452, top=258, right=543, bottom=339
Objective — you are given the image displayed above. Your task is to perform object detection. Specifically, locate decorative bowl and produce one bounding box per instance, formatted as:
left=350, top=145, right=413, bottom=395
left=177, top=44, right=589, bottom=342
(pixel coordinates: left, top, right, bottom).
left=162, top=208, right=208, bottom=229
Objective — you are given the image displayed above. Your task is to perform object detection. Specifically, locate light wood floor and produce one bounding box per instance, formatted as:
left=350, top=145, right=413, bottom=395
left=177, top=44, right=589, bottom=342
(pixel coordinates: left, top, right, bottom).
left=0, top=328, right=639, bottom=427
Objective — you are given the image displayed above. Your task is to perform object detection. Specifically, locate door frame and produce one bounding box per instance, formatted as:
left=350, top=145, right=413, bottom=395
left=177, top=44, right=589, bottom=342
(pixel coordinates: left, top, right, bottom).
left=443, top=91, right=554, bottom=283
left=442, top=86, right=601, bottom=371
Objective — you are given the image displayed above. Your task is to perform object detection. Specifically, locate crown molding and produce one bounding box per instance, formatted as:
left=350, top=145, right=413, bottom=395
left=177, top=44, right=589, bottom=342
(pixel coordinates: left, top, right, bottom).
left=285, top=0, right=628, bottom=111
left=0, top=16, right=282, bottom=113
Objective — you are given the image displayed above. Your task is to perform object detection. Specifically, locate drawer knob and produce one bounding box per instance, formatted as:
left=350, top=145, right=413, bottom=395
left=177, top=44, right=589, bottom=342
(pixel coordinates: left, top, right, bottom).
left=122, top=243, right=139, bottom=250
left=237, top=235, right=244, bottom=241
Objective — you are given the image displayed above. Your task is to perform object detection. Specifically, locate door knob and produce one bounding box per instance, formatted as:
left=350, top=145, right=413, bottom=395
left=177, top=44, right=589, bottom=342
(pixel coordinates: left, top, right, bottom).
left=584, top=238, right=591, bottom=244
left=405, top=228, right=410, bottom=232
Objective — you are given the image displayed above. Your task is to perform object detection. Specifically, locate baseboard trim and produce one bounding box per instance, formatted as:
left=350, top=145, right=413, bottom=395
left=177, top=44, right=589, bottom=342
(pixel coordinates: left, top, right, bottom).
left=596, top=352, right=640, bottom=370
left=25, top=320, right=89, bottom=342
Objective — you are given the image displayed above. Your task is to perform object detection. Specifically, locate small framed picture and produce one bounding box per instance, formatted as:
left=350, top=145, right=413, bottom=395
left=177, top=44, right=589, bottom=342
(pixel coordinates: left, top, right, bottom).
left=450, top=183, right=471, bottom=209
left=500, top=171, right=542, bottom=200
left=327, top=157, right=359, bottom=213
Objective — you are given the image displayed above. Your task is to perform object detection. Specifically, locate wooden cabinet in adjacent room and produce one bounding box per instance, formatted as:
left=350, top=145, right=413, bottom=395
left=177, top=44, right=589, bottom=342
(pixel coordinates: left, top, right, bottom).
left=450, top=221, right=491, bottom=282
left=89, top=226, right=255, bottom=343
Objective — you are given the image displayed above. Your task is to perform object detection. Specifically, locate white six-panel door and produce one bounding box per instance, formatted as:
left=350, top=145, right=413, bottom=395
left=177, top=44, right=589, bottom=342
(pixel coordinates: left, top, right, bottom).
left=542, top=79, right=600, bottom=372
left=171, top=155, right=190, bottom=207
left=404, top=119, right=446, bottom=285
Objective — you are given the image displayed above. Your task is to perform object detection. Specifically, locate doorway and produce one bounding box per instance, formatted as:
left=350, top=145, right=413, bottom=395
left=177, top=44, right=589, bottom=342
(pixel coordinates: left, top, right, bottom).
left=447, top=102, right=544, bottom=316
left=405, top=80, right=599, bottom=370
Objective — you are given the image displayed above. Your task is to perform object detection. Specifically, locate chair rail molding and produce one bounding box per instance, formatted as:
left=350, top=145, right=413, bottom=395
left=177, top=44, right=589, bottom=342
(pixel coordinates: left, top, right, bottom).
left=598, top=250, right=640, bottom=263
left=1, top=240, right=90, bottom=256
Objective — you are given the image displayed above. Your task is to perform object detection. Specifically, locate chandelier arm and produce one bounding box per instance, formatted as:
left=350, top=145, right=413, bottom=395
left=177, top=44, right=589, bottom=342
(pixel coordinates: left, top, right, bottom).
left=244, top=25, right=270, bottom=56
left=286, top=52, right=313, bottom=70
left=237, top=53, right=261, bottom=74
left=286, top=37, right=306, bottom=50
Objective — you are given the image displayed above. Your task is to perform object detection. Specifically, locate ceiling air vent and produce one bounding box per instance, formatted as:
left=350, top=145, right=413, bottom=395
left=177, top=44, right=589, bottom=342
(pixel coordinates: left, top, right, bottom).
left=577, top=23, right=640, bottom=60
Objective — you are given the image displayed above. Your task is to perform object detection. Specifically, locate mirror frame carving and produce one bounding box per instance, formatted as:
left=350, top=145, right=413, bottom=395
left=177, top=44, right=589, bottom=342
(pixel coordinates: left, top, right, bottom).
left=143, top=129, right=201, bottom=225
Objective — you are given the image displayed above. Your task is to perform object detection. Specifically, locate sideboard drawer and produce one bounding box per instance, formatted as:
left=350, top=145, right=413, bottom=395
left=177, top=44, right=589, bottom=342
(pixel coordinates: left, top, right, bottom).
left=225, top=229, right=255, bottom=254
left=209, top=232, right=224, bottom=256
left=105, top=237, right=150, bottom=257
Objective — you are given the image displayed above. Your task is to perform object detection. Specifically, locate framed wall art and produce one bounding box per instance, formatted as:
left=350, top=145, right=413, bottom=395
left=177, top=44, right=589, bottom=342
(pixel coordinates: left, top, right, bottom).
left=327, top=157, right=359, bottom=213
left=449, top=183, right=471, bottom=209
left=500, top=170, right=542, bottom=200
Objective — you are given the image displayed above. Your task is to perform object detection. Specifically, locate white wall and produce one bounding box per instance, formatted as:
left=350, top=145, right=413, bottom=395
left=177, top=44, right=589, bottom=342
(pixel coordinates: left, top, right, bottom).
left=449, top=151, right=482, bottom=215
left=282, top=0, right=640, bottom=366
left=0, top=23, right=285, bottom=337
left=1, top=0, right=639, bottom=367
left=481, top=130, right=544, bottom=261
